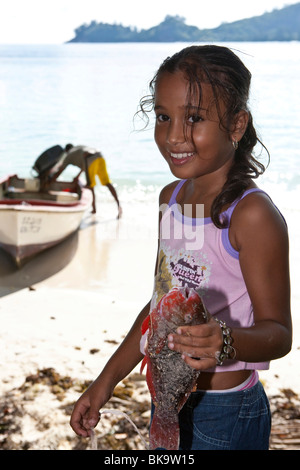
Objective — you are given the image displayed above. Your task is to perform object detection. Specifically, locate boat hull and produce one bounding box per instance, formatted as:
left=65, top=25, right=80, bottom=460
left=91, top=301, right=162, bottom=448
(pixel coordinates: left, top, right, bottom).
left=0, top=176, right=92, bottom=265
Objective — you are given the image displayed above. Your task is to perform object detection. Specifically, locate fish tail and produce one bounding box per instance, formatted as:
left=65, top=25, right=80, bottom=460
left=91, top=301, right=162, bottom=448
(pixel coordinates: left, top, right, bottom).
left=149, top=409, right=180, bottom=450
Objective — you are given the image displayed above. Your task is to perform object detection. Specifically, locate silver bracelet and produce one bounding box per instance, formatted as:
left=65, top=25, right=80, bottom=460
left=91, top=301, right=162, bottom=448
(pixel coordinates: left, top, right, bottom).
left=215, top=319, right=236, bottom=365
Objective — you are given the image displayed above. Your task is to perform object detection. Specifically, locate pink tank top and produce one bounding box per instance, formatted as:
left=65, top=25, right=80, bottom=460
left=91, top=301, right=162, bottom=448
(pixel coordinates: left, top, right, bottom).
left=144, top=180, right=271, bottom=372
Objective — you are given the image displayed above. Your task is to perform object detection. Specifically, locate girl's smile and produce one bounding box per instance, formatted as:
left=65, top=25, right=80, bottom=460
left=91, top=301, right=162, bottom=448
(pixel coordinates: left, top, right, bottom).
left=169, top=151, right=195, bottom=166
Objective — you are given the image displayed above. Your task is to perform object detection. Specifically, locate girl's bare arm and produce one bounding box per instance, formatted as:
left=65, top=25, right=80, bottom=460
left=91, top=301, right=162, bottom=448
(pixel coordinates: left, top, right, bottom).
left=70, top=301, right=150, bottom=437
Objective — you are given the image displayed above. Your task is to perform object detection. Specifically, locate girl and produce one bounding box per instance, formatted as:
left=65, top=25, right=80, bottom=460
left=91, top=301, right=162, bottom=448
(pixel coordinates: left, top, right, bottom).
left=70, top=45, right=292, bottom=450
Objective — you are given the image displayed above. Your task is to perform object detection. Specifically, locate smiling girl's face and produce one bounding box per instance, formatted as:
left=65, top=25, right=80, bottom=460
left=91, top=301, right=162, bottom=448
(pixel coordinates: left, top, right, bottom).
left=154, top=70, right=237, bottom=183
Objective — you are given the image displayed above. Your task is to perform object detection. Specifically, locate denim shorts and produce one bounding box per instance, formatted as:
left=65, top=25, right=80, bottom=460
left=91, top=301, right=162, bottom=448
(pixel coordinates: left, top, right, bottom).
left=177, top=381, right=271, bottom=450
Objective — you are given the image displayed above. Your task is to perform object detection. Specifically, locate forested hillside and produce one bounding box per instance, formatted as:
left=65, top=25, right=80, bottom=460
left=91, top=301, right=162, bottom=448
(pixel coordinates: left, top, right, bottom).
left=68, top=3, right=300, bottom=42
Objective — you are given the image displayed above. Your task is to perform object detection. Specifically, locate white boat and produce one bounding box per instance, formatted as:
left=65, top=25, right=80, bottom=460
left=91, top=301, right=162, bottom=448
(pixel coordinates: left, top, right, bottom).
left=0, top=174, right=92, bottom=266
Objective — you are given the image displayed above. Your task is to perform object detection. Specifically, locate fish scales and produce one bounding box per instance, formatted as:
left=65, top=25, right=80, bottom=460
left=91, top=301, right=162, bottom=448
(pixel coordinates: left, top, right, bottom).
left=141, top=287, right=209, bottom=450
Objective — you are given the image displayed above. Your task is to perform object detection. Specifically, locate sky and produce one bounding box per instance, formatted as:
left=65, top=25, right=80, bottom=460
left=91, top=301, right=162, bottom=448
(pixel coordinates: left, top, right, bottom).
left=0, top=0, right=298, bottom=44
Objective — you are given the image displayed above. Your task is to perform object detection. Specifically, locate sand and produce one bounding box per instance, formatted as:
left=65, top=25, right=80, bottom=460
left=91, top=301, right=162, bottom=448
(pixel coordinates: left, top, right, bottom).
left=0, top=198, right=299, bottom=450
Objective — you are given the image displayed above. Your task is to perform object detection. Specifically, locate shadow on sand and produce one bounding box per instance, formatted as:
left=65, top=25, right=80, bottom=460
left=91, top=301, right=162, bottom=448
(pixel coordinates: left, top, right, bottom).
left=0, top=231, right=79, bottom=298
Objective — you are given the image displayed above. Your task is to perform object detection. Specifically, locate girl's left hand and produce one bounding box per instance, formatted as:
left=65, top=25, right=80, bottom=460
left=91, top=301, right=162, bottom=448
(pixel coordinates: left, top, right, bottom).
left=167, top=317, right=224, bottom=370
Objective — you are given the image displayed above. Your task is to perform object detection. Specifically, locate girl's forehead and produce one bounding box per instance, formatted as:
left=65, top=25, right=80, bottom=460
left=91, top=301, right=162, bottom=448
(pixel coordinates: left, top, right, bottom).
left=155, top=70, right=215, bottom=106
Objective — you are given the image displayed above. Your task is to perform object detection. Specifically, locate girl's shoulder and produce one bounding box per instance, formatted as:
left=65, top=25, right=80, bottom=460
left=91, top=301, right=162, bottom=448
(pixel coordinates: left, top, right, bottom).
left=232, top=189, right=285, bottom=226
left=159, top=180, right=182, bottom=205
left=230, top=188, right=288, bottom=251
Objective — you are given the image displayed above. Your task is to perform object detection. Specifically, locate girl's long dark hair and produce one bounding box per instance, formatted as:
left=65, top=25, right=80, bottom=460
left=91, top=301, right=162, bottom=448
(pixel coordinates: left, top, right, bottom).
left=137, top=45, right=269, bottom=228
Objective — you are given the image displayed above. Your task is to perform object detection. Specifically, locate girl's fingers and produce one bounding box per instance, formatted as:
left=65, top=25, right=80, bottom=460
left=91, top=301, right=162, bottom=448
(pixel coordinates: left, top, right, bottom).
left=181, top=354, right=218, bottom=370
left=167, top=320, right=223, bottom=367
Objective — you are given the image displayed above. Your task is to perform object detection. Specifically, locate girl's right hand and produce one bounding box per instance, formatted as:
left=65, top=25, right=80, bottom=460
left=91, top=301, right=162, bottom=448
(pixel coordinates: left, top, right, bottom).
left=70, top=301, right=151, bottom=437
left=70, top=379, right=111, bottom=437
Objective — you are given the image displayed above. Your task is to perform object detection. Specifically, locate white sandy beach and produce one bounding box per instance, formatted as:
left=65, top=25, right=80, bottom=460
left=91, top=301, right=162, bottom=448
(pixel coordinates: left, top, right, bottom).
left=0, top=197, right=299, bottom=450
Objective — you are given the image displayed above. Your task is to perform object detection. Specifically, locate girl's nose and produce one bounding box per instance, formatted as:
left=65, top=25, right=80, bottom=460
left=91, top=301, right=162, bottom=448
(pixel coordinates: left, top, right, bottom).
left=166, top=120, right=186, bottom=145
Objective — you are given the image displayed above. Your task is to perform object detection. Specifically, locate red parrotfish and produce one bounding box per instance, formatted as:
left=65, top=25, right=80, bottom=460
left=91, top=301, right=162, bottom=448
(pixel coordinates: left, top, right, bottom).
left=140, top=286, right=210, bottom=450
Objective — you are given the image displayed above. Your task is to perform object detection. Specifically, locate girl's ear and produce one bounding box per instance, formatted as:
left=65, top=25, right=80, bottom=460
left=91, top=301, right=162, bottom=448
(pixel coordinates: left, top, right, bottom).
left=231, top=110, right=249, bottom=143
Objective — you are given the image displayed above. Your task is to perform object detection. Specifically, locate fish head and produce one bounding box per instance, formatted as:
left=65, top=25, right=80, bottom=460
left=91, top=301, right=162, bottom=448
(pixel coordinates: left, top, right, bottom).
left=158, top=286, right=209, bottom=326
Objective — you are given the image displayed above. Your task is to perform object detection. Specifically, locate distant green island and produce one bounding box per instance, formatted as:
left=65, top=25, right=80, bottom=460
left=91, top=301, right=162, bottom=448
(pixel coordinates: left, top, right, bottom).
left=68, top=3, right=300, bottom=43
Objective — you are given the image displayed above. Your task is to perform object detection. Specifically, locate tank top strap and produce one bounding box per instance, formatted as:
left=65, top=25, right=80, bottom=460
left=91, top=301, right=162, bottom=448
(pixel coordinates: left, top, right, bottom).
left=224, top=188, right=266, bottom=221
left=221, top=188, right=268, bottom=259
left=168, top=179, right=187, bottom=206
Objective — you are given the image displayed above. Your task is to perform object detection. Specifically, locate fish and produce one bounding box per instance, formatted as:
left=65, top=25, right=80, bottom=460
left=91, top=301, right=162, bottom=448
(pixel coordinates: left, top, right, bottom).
left=140, top=286, right=210, bottom=450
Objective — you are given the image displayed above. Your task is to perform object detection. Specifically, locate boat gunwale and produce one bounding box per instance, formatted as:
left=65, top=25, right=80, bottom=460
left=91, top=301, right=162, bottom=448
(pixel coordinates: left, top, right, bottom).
left=0, top=198, right=85, bottom=209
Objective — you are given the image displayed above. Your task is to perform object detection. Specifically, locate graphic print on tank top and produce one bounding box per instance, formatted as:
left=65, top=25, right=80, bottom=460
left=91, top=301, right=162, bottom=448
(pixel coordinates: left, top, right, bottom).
left=153, top=240, right=212, bottom=306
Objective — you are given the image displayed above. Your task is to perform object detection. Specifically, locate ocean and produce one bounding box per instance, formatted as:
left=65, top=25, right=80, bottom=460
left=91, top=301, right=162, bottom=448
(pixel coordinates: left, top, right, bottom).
left=0, top=42, right=299, bottom=236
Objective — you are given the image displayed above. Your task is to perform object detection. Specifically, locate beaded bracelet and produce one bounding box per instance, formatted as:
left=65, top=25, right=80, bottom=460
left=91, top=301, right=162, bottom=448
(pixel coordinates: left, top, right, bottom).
left=215, top=319, right=236, bottom=365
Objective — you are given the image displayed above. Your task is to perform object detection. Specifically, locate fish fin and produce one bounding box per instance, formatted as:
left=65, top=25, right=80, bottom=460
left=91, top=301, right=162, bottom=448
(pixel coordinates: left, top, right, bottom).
left=140, top=356, right=147, bottom=374
left=140, top=356, right=157, bottom=403
left=141, top=315, right=150, bottom=335
left=141, top=304, right=160, bottom=336
left=150, top=409, right=180, bottom=450
left=146, top=363, right=157, bottom=403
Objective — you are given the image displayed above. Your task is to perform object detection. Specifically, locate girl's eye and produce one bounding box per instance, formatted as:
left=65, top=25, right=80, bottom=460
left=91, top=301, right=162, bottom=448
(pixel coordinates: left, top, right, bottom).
left=156, top=114, right=169, bottom=122
left=188, top=115, right=204, bottom=124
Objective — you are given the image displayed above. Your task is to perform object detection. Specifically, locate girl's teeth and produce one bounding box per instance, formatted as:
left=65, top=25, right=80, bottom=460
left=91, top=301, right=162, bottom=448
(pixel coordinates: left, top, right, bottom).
left=170, top=152, right=193, bottom=159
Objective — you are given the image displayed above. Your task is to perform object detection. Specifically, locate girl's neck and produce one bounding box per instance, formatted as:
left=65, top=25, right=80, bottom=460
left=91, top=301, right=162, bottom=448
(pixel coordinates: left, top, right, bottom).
left=175, top=163, right=232, bottom=217
left=176, top=179, right=219, bottom=218
left=185, top=171, right=226, bottom=200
